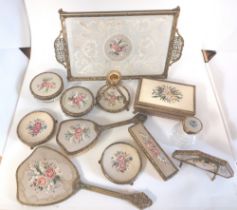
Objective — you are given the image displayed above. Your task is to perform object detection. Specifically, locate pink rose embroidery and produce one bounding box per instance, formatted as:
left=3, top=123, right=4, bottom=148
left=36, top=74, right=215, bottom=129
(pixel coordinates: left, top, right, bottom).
left=112, top=151, right=133, bottom=173
left=68, top=93, right=88, bottom=108
left=37, top=78, right=56, bottom=92
left=27, top=119, right=47, bottom=137
left=28, top=160, right=61, bottom=192
left=65, top=124, right=90, bottom=143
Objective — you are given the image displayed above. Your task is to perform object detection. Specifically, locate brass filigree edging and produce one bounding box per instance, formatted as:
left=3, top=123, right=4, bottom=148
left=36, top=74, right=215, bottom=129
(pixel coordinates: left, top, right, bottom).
left=169, top=30, right=184, bottom=66
left=54, top=31, right=68, bottom=68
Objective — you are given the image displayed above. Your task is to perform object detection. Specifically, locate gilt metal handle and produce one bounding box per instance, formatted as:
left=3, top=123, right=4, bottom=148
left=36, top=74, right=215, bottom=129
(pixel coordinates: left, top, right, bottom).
left=80, top=183, right=152, bottom=209
left=99, top=113, right=147, bottom=131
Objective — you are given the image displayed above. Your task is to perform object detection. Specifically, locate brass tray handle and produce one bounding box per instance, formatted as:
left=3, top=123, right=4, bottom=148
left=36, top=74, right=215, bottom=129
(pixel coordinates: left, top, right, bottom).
left=169, top=30, right=184, bottom=66
left=54, top=31, right=67, bottom=68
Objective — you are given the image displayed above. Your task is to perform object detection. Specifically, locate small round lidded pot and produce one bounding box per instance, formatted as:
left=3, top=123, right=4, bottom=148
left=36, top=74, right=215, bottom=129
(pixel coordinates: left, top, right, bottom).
left=60, top=86, right=94, bottom=117
left=99, top=142, right=142, bottom=185
left=170, top=116, right=203, bottom=148
left=17, top=111, right=57, bottom=149
left=96, top=70, right=130, bottom=113
left=30, top=72, right=64, bottom=101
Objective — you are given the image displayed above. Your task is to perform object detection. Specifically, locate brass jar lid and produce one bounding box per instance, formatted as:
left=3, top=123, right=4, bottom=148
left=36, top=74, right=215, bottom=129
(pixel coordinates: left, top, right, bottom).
left=60, top=86, right=94, bottom=117
left=30, top=72, right=64, bottom=101
left=17, top=111, right=57, bottom=149
left=182, top=116, right=202, bottom=134
left=99, top=142, right=142, bottom=184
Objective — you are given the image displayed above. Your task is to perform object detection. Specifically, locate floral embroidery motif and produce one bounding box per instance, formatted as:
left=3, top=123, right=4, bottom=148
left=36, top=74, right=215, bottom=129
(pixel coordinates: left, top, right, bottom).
left=112, top=151, right=133, bottom=173
left=103, top=90, right=124, bottom=106
left=68, top=92, right=88, bottom=108
left=27, top=119, right=47, bottom=137
left=37, top=78, right=56, bottom=92
left=109, top=39, right=128, bottom=56
left=64, top=124, right=90, bottom=143
left=28, top=160, right=61, bottom=192
left=139, top=131, right=168, bottom=164
left=152, top=85, right=183, bottom=103
left=105, top=35, right=132, bottom=61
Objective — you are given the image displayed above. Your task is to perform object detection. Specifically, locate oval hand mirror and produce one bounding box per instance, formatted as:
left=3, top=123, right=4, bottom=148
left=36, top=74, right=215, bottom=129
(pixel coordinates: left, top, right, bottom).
left=16, top=146, right=152, bottom=209
left=99, top=142, right=142, bottom=184
left=56, top=113, right=147, bottom=155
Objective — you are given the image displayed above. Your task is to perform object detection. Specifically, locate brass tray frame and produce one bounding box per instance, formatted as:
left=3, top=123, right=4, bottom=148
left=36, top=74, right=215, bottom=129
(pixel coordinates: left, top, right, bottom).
left=54, top=7, right=184, bottom=81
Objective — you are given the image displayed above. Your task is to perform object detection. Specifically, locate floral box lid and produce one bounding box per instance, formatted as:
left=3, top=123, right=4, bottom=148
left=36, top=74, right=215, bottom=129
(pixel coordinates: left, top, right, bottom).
left=134, top=78, right=196, bottom=119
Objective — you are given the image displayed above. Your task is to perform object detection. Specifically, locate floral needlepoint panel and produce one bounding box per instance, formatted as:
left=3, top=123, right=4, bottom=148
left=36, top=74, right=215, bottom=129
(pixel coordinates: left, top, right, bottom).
left=152, top=85, right=183, bottom=103
left=17, top=147, right=79, bottom=205
left=27, top=119, right=47, bottom=137
left=57, top=119, right=98, bottom=153
left=28, top=160, right=62, bottom=193
left=64, top=124, right=91, bottom=144
left=37, top=78, right=56, bottom=93
left=68, top=92, right=89, bottom=108
left=105, top=34, right=132, bottom=61
left=103, top=89, right=124, bottom=107
left=111, top=151, right=133, bottom=173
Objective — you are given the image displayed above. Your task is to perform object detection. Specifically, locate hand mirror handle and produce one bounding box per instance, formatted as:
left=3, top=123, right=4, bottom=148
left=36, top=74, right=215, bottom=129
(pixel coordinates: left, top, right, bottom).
left=78, top=182, right=152, bottom=209
left=98, top=113, right=147, bottom=131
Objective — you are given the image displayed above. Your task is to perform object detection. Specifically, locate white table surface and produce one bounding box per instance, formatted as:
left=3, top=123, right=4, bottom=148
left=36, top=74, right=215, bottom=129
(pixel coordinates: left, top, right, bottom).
left=0, top=0, right=237, bottom=209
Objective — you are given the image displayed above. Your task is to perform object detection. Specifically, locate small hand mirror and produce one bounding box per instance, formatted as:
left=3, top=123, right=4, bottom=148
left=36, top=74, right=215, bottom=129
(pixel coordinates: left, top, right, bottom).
left=56, top=113, right=147, bottom=155
left=16, top=146, right=152, bottom=209
left=99, top=142, right=142, bottom=184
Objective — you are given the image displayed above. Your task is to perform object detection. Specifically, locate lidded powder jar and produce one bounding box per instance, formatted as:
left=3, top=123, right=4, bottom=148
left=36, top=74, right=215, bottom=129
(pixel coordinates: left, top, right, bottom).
left=60, top=86, right=94, bottom=117
left=17, top=111, right=57, bottom=149
left=30, top=72, right=64, bottom=101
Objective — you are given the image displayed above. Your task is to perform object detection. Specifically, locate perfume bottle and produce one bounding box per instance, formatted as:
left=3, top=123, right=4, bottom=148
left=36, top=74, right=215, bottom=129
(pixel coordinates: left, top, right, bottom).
left=170, top=116, right=203, bottom=148
left=96, top=70, right=130, bottom=113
